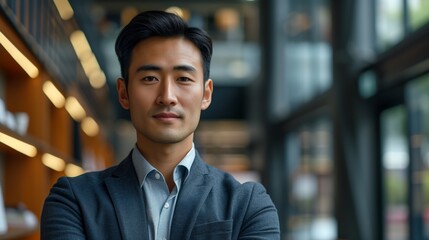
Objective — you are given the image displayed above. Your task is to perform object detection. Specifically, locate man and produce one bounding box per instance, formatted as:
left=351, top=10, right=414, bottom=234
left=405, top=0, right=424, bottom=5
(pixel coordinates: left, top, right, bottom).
left=41, top=10, right=280, bottom=240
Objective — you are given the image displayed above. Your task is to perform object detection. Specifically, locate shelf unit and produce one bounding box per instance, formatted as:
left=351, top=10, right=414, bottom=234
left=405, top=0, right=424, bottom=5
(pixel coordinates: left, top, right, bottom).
left=0, top=2, right=115, bottom=240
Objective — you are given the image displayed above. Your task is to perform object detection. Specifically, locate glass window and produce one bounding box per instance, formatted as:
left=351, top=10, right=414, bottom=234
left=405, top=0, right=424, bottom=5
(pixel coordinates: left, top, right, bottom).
left=285, top=117, right=336, bottom=240
left=408, top=0, right=429, bottom=31
left=381, top=105, right=409, bottom=240
left=406, top=73, right=429, bottom=239
left=271, top=0, right=332, bottom=120
left=376, top=0, right=404, bottom=51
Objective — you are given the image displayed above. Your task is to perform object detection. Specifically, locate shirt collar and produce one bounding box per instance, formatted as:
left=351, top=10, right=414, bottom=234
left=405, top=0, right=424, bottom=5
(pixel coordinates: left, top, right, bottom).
left=132, top=144, right=195, bottom=187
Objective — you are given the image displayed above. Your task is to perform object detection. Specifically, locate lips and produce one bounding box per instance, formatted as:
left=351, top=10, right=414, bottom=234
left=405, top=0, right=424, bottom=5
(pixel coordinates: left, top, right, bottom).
left=153, top=112, right=180, bottom=119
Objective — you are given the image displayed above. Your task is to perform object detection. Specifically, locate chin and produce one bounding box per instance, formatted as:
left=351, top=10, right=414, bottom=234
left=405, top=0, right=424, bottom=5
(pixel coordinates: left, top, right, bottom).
left=150, top=132, right=190, bottom=144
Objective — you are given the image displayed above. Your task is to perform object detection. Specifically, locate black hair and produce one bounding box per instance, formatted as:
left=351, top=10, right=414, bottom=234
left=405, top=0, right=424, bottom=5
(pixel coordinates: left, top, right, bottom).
left=115, top=10, right=213, bottom=85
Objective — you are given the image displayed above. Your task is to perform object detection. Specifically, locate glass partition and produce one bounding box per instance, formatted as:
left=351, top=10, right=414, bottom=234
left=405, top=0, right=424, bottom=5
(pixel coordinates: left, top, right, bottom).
left=406, top=73, right=429, bottom=239
left=376, top=0, right=404, bottom=51
left=271, top=0, right=332, bottom=120
left=381, top=105, right=409, bottom=240
left=285, top=117, right=336, bottom=240
left=408, top=0, right=429, bottom=31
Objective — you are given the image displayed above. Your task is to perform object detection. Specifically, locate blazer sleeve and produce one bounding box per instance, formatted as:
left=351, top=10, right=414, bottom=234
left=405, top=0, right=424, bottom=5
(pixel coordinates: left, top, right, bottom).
left=239, top=182, right=280, bottom=240
left=40, top=177, right=85, bottom=240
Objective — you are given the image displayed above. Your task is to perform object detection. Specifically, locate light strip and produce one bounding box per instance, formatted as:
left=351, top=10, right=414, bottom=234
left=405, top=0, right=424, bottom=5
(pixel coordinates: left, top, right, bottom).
left=70, top=30, right=92, bottom=60
left=88, top=70, right=106, bottom=89
left=42, top=153, right=66, bottom=171
left=0, top=132, right=37, bottom=157
left=53, top=0, right=74, bottom=20
left=80, top=53, right=100, bottom=76
left=69, top=30, right=106, bottom=89
left=65, top=96, right=86, bottom=121
left=43, top=81, right=65, bottom=108
left=65, top=163, right=84, bottom=177
left=81, top=116, right=99, bottom=137
left=0, top=31, right=39, bottom=78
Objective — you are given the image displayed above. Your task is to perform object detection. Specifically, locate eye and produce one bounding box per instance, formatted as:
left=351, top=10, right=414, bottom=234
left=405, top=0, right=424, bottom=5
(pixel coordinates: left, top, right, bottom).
left=177, top=77, right=193, bottom=83
left=141, top=76, right=158, bottom=83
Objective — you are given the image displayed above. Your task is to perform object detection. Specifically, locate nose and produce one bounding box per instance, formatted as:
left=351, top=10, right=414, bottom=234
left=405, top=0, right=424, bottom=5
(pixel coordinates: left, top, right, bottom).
left=156, top=80, right=177, bottom=106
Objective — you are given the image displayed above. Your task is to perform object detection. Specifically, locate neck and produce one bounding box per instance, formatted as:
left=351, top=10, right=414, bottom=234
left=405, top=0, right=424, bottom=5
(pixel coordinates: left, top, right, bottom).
left=136, top=137, right=193, bottom=188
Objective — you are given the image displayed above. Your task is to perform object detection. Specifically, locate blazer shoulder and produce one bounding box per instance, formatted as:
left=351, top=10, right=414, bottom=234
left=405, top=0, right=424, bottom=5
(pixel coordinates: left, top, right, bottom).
left=66, top=163, right=119, bottom=185
left=204, top=163, right=240, bottom=184
left=203, top=163, right=268, bottom=195
left=54, top=153, right=136, bottom=194
left=67, top=152, right=134, bottom=184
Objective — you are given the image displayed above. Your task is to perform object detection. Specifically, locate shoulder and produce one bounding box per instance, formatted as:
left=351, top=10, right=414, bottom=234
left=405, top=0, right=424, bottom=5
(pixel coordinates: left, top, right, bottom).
left=48, top=164, right=118, bottom=199
left=64, top=163, right=119, bottom=185
left=59, top=153, right=134, bottom=186
left=203, top=163, right=270, bottom=200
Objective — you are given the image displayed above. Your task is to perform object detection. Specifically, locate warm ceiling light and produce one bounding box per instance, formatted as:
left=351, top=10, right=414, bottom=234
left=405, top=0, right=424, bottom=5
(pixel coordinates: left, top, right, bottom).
left=69, top=31, right=106, bottom=90
left=65, top=163, right=84, bottom=177
left=53, top=0, right=74, bottom=20
left=81, top=116, right=99, bottom=137
left=0, top=31, right=39, bottom=78
left=166, top=7, right=184, bottom=18
left=165, top=7, right=190, bottom=21
left=43, top=81, right=65, bottom=108
left=215, top=8, right=240, bottom=31
left=42, top=153, right=66, bottom=171
left=0, top=132, right=37, bottom=157
left=65, top=96, right=86, bottom=121
left=80, top=53, right=100, bottom=76
left=70, top=30, right=92, bottom=60
left=88, top=70, right=106, bottom=89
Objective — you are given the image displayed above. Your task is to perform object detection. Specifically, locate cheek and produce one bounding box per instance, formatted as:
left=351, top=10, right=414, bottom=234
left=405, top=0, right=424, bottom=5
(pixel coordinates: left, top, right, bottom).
left=128, top=89, right=153, bottom=110
left=183, top=90, right=204, bottom=110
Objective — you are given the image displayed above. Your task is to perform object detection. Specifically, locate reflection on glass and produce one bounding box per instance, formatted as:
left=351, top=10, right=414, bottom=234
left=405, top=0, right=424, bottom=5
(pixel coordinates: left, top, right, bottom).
left=381, top=105, right=408, bottom=240
left=408, top=0, right=429, bottom=31
left=286, top=118, right=336, bottom=240
left=376, top=0, right=404, bottom=51
left=406, top=73, right=429, bottom=239
left=271, top=0, right=332, bottom=120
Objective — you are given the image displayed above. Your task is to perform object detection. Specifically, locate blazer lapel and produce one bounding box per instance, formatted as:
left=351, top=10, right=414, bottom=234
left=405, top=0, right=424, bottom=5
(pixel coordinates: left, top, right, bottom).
left=170, top=154, right=214, bottom=240
left=105, top=155, right=149, bottom=240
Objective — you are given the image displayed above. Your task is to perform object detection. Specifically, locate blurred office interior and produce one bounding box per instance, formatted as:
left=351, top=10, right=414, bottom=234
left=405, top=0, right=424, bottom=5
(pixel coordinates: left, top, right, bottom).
left=1, top=0, right=429, bottom=239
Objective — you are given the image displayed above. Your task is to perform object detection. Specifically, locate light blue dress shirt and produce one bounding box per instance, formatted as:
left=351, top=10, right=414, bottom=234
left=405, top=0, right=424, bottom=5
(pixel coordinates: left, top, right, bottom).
left=132, top=144, right=195, bottom=240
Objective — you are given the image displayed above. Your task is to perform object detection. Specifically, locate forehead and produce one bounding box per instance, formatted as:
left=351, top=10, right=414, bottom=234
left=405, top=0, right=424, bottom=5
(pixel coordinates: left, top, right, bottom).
left=129, top=36, right=203, bottom=70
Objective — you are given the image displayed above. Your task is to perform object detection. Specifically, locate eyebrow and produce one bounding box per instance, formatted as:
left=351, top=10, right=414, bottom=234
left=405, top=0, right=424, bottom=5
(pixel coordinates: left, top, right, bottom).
left=136, top=64, right=197, bottom=73
left=136, top=65, right=160, bottom=73
left=173, top=65, right=197, bottom=72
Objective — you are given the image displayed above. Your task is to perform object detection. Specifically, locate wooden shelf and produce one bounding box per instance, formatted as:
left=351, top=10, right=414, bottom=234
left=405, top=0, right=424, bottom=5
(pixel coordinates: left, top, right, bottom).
left=0, top=3, right=116, bottom=240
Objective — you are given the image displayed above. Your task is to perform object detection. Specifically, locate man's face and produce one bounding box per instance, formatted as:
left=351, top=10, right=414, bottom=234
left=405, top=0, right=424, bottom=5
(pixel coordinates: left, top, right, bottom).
left=117, top=37, right=213, bottom=146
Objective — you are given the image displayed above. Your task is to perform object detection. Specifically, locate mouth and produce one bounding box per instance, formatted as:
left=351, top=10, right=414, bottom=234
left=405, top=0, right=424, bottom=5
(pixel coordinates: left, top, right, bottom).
left=153, top=112, right=181, bottom=120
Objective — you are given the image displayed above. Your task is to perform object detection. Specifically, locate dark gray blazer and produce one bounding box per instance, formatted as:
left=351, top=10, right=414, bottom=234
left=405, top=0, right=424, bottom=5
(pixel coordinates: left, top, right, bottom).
left=41, top=151, right=280, bottom=240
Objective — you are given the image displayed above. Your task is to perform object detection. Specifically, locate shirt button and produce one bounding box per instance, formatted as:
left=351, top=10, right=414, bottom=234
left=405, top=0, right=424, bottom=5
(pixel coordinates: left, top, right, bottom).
left=164, top=202, right=170, bottom=209
left=154, top=173, right=161, bottom=179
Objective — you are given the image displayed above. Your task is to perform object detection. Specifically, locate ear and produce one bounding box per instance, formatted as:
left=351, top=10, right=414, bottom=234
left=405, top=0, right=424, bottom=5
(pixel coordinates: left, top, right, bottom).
left=117, top=78, right=130, bottom=109
left=201, top=79, right=213, bottom=110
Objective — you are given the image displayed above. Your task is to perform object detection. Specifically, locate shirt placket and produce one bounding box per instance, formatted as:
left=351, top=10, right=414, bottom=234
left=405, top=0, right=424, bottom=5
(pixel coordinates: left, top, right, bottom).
left=157, top=193, right=176, bottom=240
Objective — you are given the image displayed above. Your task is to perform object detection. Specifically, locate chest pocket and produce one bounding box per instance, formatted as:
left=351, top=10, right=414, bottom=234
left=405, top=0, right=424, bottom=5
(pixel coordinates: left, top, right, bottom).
left=190, top=220, right=232, bottom=240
